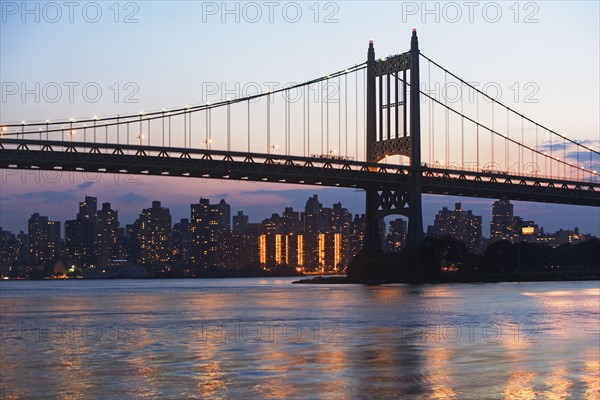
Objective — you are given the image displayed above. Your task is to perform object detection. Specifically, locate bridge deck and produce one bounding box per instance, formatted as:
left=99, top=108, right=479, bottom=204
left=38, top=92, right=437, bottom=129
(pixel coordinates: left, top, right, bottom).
left=1, top=139, right=598, bottom=207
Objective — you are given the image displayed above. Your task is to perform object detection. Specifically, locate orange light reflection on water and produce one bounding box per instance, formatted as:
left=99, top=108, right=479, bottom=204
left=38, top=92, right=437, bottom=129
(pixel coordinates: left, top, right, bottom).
left=425, top=346, right=457, bottom=400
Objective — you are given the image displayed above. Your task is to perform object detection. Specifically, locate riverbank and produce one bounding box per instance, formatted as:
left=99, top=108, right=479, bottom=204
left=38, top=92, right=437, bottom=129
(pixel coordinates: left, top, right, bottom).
left=294, top=271, right=600, bottom=284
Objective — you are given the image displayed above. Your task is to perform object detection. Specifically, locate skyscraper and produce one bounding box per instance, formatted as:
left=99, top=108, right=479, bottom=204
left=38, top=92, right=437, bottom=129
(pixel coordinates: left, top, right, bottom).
left=65, top=196, right=97, bottom=268
left=95, top=202, right=119, bottom=266
left=27, top=213, right=60, bottom=264
left=427, top=202, right=482, bottom=251
left=190, top=198, right=230, bottom=267
left=387, top=218, right=407, bottom=252
left=172, top=218, right=191, bottom=263
left=490, top=199, right=515, bottom=242
left=138, top=201, right=172, bottom=264
left=232, top=211, right=249, bottom=234
left=303, top=195, right=322, bottom=271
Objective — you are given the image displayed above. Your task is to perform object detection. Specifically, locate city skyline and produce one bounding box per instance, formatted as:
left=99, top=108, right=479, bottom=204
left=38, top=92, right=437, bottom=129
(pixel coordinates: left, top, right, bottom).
left=1, top=2, right=599, bottom=238
left=0, top=193, right=596, bottom=247
left=0, top=184, right=600, bottom=237
left=3, top=192, right=594, bottom=280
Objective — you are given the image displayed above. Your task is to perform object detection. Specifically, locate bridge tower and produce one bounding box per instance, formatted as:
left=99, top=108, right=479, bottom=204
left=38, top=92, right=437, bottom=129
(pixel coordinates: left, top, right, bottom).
left=363, top=29, right=424, bottom=254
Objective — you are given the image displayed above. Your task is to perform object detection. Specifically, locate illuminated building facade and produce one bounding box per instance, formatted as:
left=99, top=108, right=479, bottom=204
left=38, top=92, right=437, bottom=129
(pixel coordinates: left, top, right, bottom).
left=427, top=202, right=482, bottom=251
left=386, top=218, right=407, bottom=252
left=27, top=213, right=60, bottom=264
left=490, top=199, right=515, bottom=242
left=138, top=201, right=172, bottom=264
left=95, top=202, right=119, bottom=266
left=65, top=196, right=97, bottom=268
left=172, top=218, right=191, bottom=263
left=190, top=198, right=231, bottom=267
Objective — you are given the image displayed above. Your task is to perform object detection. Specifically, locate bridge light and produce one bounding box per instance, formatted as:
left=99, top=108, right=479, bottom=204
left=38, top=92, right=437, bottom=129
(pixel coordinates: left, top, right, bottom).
left=93, top=116, right=98, bottom=120
left=21, top=121, right=26, bottom=125
left=69, top=118, right=74, bottom=122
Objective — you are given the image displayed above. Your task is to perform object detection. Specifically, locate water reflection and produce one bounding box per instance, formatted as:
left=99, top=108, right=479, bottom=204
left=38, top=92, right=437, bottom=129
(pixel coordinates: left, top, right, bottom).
left=541, top=367, right=572, bottom=399
left=425, top=347, right=457, bottom=399
left=1, top=280, right=598, bottom=398
left=582, top=360, right=600, bottom=400
left=502, top=371, right=536, bottom=400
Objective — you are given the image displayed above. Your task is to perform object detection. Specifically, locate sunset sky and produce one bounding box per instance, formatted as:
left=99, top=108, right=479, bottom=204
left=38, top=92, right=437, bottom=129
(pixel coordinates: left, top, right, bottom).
left=1, top=1, right=598, bottom=236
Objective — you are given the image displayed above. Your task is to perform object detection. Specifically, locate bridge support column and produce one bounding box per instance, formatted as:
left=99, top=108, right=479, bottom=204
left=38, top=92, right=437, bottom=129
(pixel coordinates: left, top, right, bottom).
left=362, top=39, right=383, bottom=254
left=406, top=29, right=424, bottom=251
left=364, top=188, right=383, bottom=253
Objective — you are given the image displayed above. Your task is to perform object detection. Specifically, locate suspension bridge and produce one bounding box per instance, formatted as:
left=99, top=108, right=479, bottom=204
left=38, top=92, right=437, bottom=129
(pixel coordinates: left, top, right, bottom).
left=1, top=30, right=598, bottom=254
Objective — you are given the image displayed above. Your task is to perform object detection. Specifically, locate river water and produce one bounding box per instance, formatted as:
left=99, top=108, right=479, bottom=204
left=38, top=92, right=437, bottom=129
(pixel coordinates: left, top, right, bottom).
left=0, top=279, right=598, bottom=399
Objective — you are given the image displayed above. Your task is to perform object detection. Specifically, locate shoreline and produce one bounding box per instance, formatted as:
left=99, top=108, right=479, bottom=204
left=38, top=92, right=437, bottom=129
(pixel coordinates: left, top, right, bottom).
left=293, top=274, right=600, bottom=285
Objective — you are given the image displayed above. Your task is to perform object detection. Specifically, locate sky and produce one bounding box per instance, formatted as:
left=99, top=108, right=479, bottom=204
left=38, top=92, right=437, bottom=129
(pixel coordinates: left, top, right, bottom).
left=1, top=1, right=599, bottom=236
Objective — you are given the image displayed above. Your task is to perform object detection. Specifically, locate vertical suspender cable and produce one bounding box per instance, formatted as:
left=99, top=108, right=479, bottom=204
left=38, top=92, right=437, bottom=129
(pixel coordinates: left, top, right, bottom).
left=205, top=108, right=209, bottom=149
left=461, top=81, right=464, bottom=169
left=338, top=75, right=342, bottom=157
left=521, top=117, right=524, bottom=175
left=549, top=128, right=552, bottom=178
left=289, top=90, right=292, bottom=155
left=247, top=100, right=251, bottom=153
left=563, top=137, right=566, bottom=179
left=476, top=88, right=479, bottom=170
left=491, top=102, right=494, bottom=168
left=394, top=72, right=399, bottom=139
left=363, top=68, right=366, bottom=161
left=506, top=108, right=509, bottom=172
left=428, top=60, right=432, bottom=163
left=227, top=103, right=231, bottom=152
left=355, top=69, right=358, bottom=161
left=443, top=72, right=447, bottom=166
left=303, top=85, right=306, bottom=157
left=344, top=73, right=348, bottom=158
left=327, top=79, right=330, bottom=154
left=386, top=73, right=391, bottom=141
left=321, top=83, right=324, bottom=156
left=267, top=95, right=271, bottom=153
left=378, top=76, right=383, bottom=142
left=284, top=92, right=288, bottom=155
left=308, top=84, right=311, bottom=157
